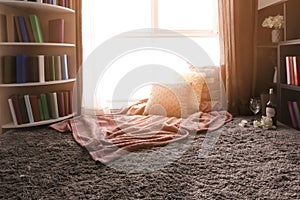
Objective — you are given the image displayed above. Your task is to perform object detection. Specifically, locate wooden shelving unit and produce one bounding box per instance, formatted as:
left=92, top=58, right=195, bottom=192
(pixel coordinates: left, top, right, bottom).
left=256, top=0, right=300, bottom=130
left=0, top=1, right=78, bottom=133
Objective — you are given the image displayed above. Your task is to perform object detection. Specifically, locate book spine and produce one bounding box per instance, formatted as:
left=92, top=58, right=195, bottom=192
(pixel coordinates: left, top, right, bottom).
left=0, top=14, right=7, bottom=42
left=57, top=91, right=65, bottom=117
left=47, top=92, right=59, bottom=119
left=14, top=16, right=22, bottom=42
left=68, top=90, right=73, bottom=114
left=38, top=98, right=45, bottom=121
left=63, top=90, right=69, bottom=115
left=29, top=15, right=43, bottom=43
left=291, top=101, right=300, bottom=129
left=3, top=56, right=16, bottom=84
left=26, top=56, right=39, bottom=82
left=38, top=55, right=45, bottom=82
left=40, top=93, right=50, bottom=120
left=16, top=54, right=27, bottom=83
left=29, top=95, right=41, bottom=122
left=287, top=101, right=297, bottom=129
left=48, top=18, right=64, bottom=43
left=50, top=55, right=56, bottom=81
left=19, top=95, right=29, bottom=124
left=54, top=55, right=62, bottom=80
left=18, top=16, right=29, bottom=42
left=24, top=94, right=34, bottom=123
left=8, top=98, right=18, bottom=125
left=11, top=95, right=23, bottom=125
left=60, top=54, right=69, bottom=80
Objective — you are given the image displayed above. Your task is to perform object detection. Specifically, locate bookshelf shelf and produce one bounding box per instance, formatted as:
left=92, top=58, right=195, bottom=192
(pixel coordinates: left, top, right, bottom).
left=280, top=84, right=300, bottom=91
left=0, top=78, right=76, bottom=88
left=2, top=113, right=75, bottom=129
left=0, top=42, right=76, bottom=47
left=0, top=0, right=75, bottom=13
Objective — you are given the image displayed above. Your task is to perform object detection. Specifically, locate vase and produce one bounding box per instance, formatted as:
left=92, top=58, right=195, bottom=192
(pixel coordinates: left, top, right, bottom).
left=271, top=29, right=283, bottom=43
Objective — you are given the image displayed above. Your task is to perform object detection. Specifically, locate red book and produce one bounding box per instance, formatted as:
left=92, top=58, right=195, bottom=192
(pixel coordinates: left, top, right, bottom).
left=10, top=95, right=22, bottom=125
left=292, top=56, right=300, bottom=86
left=63, top=91, right=69, bottom=115
left=29, top=95, right=41, bottom=122
left=48, top=18, right=64, bottom=43
left=68, top=90, right=73, bottom=114
left=57, top=91, right=65, bottom=117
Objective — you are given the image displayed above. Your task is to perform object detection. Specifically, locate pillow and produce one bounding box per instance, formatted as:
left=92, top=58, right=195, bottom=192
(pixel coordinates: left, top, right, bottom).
left=182, top=72, right=206, bottom=106
left=143, top=83, right=199, bottom=118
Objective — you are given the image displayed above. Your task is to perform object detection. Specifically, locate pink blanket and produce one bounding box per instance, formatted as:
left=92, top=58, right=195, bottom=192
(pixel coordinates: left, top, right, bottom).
left=51, top=100, right=232, bottom=163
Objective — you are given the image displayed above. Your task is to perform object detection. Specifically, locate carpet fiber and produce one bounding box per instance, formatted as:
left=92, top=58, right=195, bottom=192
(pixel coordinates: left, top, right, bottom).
left=0, top=116, right=299, bottom=199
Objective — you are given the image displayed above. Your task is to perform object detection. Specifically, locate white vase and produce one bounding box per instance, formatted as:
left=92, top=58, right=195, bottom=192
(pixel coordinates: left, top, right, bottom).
left=271, top=29, right=283, bottom=43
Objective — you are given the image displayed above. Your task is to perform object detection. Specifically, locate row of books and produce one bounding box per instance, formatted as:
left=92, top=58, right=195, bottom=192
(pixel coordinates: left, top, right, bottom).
left=287, top=101, right=300, bottom=130
left=37, top=0, right=74, bottom=9
left=8, top=90, right=73, bottom=125
left=285, top=56, right=300, bottom=86
left=2, top=54, right=69, bottom=84
left=14, top=14, right=64, bottom=43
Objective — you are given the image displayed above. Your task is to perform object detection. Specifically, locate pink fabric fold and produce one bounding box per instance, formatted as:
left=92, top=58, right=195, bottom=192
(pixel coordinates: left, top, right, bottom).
left=51, top=100, right=232, bottom=163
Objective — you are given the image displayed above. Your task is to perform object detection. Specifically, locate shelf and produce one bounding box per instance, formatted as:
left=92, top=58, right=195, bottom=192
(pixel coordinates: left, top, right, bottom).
left=0, top=79, right=76, bottom=88
left=258, top=0, right=287, bottom=10
left=0, top=0, right=74, bottom=13
left=2, top=113, right=75, bottom=129
left=257, top=44, right=278, bottom=48
left=0, top=42, right=76, bottom=47
left=279, top=39, right=300, bottom=46
left=280, top=84, right=300, bottom=92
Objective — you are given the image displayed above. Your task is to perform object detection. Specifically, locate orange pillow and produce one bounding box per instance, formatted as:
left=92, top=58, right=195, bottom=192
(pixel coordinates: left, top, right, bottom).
left=182, top=72, right=206, bottom=106
left=143, top=83, right=199, bottom=118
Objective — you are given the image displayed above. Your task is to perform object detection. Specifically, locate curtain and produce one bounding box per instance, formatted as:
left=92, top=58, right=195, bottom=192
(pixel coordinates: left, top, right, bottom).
left=74, top=0, right=83, bottom=115
left=218, top=0, right=257, bottom=115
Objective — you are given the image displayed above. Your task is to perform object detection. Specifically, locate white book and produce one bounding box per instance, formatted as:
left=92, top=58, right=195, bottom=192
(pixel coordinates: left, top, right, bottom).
left=38, top=55, right=45, bottom=82
left=8, top=98, right=18, bottom=125
left=24, top=94, right=34, bottom=123
left=60, top=54, right=69, bottom=80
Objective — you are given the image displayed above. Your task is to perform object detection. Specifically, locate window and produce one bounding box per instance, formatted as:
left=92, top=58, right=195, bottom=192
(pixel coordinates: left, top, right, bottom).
left=82, top=0, right=219, bottom=110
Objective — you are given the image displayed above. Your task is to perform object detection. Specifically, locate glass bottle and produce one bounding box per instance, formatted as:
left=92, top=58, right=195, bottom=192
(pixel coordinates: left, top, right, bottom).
left=266, top=88, right=277, bottom=127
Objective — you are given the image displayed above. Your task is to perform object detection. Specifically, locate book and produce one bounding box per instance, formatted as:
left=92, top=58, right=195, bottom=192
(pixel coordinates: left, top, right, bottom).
left=29, top=15, right=43, bottom=43
left=63, top=90, right=69, bottom=115
left=29, top=95, right=41, bottom=122
left=26, top=56, right=39, bottom=82
left=14, top=16, right=22, bottom=42
left=24, top=16, right=35, bottom=42
left=291, top=101, right=300, bottom=129
left=18, top=95, right=29, bottom=124
left=17, top=16, right=29, bottom=42
left=0, top=14, right=7, bottom=42
left=10, top=95, right=22, bottom=125
left=57, top=91, right=65, bottom=117
left=8, top=98, right=18, bottom=125
left=40, top=93, right=50, bottom=120
left=16, top=54, right=27, bottom=83
left=37, top=98, right=44, bottom=121
left=292, top=56, right=300, bottom=86
left=287, top=101, right=297, bottom=129
left=68, top=90, right=73, bottom=114
left=45, top=55, right=55, bottom=81
left=3, top=56, right=16, bottom=84
left=24, top=94, right=34, bottom=123
left=48, top=18, right=64, bottom=43
left=54, top=55, right=62, bottom=80
left=47, top=92, right=59, bottom=119
left=37, top=55, right=45, bottom=82
left=60, top=54, right=69, bottom=80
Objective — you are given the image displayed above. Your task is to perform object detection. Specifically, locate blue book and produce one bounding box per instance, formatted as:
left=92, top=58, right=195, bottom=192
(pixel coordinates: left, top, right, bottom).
left=17, top=16, right=29, bottom=42
left=60, top=54, right=69, bottom=80
left=16, top=54, right=27, bottom=83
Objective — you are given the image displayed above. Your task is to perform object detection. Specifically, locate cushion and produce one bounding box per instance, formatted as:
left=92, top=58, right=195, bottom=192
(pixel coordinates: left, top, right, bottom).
left=143, top=83, right=199, bottom=118
left=181, top=72, right=206, bottom=105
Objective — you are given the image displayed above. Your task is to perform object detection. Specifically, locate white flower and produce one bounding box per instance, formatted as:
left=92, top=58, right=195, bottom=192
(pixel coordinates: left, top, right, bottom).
left=262, top=15, right=284, bottom=29
left=253, top=120, right=261, bottom=128
left=239, top=119, right=248, bottom=127
left=253, top=116, right=275, bottom=129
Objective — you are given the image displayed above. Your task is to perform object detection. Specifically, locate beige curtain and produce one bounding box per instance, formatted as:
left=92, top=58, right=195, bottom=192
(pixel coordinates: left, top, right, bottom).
left=218, top=0, right=257, bottom=115
left=74, top=0, right=83, bottom=114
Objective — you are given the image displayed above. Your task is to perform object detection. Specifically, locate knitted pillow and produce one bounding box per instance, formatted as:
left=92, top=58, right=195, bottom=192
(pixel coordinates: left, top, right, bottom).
left=143, top=83, right=199, bottom=118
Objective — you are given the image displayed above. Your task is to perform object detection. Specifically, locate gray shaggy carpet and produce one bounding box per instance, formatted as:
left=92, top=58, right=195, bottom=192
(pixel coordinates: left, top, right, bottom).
left=0, top=116, right=299, bottom=200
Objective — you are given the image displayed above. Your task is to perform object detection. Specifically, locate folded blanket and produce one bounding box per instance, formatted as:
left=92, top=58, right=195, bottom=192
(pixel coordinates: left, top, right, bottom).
left=51, top=100, right=232, bottom=163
